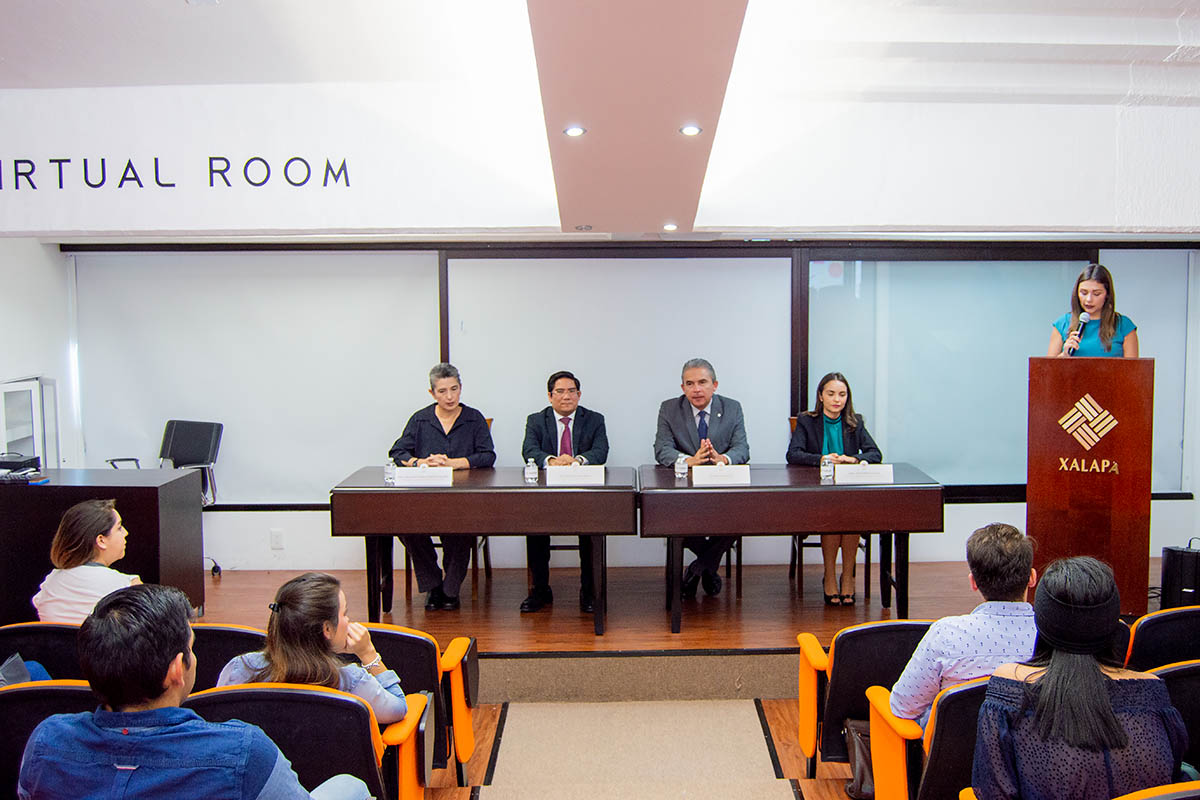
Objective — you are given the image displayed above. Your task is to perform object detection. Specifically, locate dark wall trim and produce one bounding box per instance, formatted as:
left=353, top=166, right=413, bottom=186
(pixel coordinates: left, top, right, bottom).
left=204, top=503, right=330, bottom=512
left=60, top=240, right=1200, bottom=255
left=438, top=250, right=450, bottom=362
left=791, top=249, right=810, bottom=416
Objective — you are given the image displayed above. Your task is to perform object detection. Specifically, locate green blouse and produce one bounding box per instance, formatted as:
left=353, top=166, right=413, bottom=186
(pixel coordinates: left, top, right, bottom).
left=822, top=413, right=843, bottom=456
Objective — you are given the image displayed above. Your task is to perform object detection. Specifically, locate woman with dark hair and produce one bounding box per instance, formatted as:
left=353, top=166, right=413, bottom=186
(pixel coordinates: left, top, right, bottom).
left=1048, top=263, right=1139, bottom=358
left=786, top=372, right=882, bottom=606
left=217, top=572, right=408, bottom=723
left=972, top=557, right=1187, bottom=800
left=33, top=499, right=142, bottom=623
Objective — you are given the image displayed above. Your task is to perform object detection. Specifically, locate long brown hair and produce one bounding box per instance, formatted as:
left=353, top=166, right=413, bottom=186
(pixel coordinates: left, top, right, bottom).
left=803, top=372, right=859, bottom=429
left=253, top=572, right=345, bottom=689
left=1069, top=264, right=1119, bottom=351
left=50, top=499, right=117, bottom=569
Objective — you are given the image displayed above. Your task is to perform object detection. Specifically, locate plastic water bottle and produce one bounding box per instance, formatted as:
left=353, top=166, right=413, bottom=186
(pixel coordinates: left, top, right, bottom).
left=524, top=458, right=538, bottom=484
left=820, top=457, right=834, bottom=483
left=674, top=453, right=688, bottom=478
left=384, top=458, right=397, bottom=485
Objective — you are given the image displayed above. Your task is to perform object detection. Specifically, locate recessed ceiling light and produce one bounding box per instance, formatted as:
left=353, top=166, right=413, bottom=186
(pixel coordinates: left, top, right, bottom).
left=663, top=223, right=678, bottom=232
left=679, top=124, right=702, bottom=136
left=563, top=126, right=587, bottom=137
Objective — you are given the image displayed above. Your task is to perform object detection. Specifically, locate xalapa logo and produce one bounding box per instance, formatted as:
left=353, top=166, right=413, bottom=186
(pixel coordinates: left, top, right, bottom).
left=1058, top=394, right=1118, bottom=452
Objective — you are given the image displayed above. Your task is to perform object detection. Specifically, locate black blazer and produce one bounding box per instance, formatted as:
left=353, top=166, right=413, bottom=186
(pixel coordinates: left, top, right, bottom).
left=522, top=406, right=609, bottom=466
left=786, top=413, right=882, bottom=466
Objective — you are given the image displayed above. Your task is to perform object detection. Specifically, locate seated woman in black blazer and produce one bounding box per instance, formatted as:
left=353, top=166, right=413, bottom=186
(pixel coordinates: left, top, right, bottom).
left=786, top=372, right=882, bottom=606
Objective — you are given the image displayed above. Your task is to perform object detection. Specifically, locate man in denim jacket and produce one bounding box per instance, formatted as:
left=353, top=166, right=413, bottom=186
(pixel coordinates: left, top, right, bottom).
left=18, top=583, right=368, bottom=800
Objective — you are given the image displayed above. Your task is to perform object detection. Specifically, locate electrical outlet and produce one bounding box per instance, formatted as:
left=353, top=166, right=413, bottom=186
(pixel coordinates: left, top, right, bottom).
left=269, top=528, right=284, bottom=550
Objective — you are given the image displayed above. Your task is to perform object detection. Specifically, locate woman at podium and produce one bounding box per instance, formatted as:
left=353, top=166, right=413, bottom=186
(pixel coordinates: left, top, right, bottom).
left=1047, top=264, right=1138, bottom=358
left=786, top=372, right=882, bottom=606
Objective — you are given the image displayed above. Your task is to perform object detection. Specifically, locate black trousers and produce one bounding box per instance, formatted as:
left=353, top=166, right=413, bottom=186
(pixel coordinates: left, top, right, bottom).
left=526, top=535, right=594, bottom=596
left=398, top=534, right=475, bottom=597
left=684, top=536, right=736, bottom=576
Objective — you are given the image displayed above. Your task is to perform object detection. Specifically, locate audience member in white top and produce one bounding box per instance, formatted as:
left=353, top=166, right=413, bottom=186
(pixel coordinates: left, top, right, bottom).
left=33, top=499, right=141, bottom=624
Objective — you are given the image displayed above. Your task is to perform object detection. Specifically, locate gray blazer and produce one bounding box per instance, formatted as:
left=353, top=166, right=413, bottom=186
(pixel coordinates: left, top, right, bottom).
left=653, top=394, right=750, bottom=466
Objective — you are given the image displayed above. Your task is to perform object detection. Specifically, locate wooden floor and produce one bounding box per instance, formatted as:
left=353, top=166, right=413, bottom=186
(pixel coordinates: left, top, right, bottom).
left=199, top=561, right=985, bottom=652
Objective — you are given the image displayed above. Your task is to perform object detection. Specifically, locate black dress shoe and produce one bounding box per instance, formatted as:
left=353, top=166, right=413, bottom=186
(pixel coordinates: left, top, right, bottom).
left=520, top=587, right=553, bottom=613
left=579, top=592, right=595, bottom=613
left=681, top=572, right=700, bottom=599
left=439, top=593, right=460, bottom=611
left=701, top=570, right=723, bottom=597
left=424, top=586, right=446, bottom=611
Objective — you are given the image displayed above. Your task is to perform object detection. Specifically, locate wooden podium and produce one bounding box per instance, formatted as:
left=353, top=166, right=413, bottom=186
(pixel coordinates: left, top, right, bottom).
left=1027, top=357, right=1153, bottom=615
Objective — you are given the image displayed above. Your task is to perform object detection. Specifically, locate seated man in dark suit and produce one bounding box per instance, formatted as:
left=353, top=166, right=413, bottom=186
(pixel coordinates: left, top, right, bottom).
left=18, top=583, right=368, bottom=799
left=653, top=358, right=750, bottom=598
left=520, top=370, right=609, bottom=613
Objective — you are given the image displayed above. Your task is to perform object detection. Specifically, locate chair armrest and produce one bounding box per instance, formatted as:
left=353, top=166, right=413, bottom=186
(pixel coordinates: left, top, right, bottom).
left=381, top=692, right=429, bottom=746
left=867, top=685, right=924, bottom=800
left=440, top=637, right=471, bottom=672
left=172, top=462, right=215, bottom=470
left=106, top=458, right=141, bottom=469
left=797, top=632, right=830, bottom=761
left=959, top=790, right=978, bottom=800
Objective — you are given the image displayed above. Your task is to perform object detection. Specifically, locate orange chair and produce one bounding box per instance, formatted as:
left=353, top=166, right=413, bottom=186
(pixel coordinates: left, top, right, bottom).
left=367, top=624, right=479, bottom=785
left=185, top=682, right=431, bottom=800
left=1, top=679, right=96, bottom=796
left=797, top=619, right=933, bottom=777
left=190, top=622, right=266, bottom=692
left=1113, top=781, right=1200, bottom=799
left=1126, top=606, right=1200, bottom=671
left=868, top=677, right=988, bottom=800
left=0, top=622, right=83, bottom=680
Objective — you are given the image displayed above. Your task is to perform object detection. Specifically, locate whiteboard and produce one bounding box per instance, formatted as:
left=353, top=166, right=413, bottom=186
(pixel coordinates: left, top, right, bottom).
left=74, top=251, right=440, bottom=503
left=448, top=257, right=793, bottom=470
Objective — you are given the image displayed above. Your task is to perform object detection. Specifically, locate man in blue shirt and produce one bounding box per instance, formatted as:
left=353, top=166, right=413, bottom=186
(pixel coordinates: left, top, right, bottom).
left=889, top=523, right=1039, bottom=727
left=18, top=583, right=368, bottom=800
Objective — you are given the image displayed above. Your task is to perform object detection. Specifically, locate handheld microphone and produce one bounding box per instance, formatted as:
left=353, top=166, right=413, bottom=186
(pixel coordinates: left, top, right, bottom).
left=1068, top=311, right=1091, bottom=356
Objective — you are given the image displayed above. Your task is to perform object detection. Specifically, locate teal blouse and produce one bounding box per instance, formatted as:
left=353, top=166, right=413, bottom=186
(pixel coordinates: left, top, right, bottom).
left=822, top=413, right=844, bottom=456
left=1052, top=312, right=1136, bottom=358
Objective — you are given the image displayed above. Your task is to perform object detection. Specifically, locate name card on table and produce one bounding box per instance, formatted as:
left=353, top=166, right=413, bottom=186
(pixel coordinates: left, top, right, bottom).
left=834, top=463, right=894, bottom=485
left=691, top=464, right=751, bottom=486
left=545, top=465, right=606, bottom=486
left=387, top=466, right=453, bottom=486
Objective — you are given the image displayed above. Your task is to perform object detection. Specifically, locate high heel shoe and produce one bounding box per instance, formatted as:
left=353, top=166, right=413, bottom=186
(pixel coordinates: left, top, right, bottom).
left=824, top=592, right=842, bottom=606
left=839, top=574, right=856, bottom=606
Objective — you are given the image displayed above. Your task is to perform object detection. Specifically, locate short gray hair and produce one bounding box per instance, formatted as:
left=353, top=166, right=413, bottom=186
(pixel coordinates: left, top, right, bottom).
left=429, top=362, right=461, bottom=389
left=681, top=358, right=716, bottom=382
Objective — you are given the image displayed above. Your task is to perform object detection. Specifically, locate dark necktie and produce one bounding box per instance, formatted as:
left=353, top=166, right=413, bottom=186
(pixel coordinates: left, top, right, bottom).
left=560, top=417, right=573, bottom=457
left=697, top=410, right=708, bottom=440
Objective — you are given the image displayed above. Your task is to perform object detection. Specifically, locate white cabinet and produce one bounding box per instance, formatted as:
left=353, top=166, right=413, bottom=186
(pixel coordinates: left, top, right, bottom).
left=1, top=377, right=59, bottom=469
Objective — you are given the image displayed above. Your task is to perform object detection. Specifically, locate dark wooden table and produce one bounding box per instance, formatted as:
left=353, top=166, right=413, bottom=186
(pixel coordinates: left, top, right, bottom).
left=329, top=466, right=638, bottom=634
left=638, top=463, right=944, bottom=632
left=0, top=469, right=205, bottom=623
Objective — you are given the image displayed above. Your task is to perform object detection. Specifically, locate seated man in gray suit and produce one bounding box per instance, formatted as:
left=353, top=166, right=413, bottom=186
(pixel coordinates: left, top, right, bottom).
left=653, top=357, right=750, bottom=598
left=520, top=370, right=609, bottom=613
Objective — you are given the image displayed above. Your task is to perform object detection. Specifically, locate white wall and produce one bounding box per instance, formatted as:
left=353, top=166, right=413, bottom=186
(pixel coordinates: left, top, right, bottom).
left=0, top=238, right=81, bottom=465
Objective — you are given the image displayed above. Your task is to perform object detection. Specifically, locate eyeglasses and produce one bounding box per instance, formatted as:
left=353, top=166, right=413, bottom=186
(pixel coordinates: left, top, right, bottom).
left=551, top=388, right=580, bottom=396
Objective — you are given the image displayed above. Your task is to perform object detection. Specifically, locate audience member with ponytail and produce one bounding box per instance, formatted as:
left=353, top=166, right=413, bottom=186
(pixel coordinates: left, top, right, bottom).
left=216, top=572, right=408, bottom=723
left=971, top=556, right=1188, bottom=800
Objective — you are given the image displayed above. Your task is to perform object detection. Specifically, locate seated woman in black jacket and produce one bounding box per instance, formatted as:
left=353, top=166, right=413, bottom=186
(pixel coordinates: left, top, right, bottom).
left=786, top=372, right=881, bottom=606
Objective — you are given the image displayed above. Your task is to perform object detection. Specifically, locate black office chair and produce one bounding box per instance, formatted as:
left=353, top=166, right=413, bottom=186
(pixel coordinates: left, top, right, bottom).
left=108, top=420, right=223, bottom=506
left=1125, top=606, right=1200, bottom=671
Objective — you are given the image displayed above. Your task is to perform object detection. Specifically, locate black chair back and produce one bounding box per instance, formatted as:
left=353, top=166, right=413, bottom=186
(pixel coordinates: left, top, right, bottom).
left=916, top=679, right=988, bottom=800
left=1127, top=607, right=1200, bottom=671
left=160, top=420, right=223, bottom=468
left=821, top=620, right=932, bottom=762
left=367, top=625, right=450, bottom=770
left=184, top=684, right=386, bottom=799
left=1152, top=659, right=1200, bottom=769
left=190, top=624, right=266, bottom=692
left=0, top=623, right=83, bottom=680
left=0, top=680, right=96, bottom=796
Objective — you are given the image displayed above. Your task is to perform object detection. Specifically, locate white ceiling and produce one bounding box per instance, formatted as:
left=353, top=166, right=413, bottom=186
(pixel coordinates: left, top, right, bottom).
left=3, top=0, right=1199, bottom=239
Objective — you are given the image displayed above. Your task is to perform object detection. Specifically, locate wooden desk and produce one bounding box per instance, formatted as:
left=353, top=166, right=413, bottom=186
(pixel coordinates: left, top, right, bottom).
left=638, top=463, right=944, bottom=632
left=0, top=469, right=204, bottom=623
left=330, top=467, right=638, bottom=634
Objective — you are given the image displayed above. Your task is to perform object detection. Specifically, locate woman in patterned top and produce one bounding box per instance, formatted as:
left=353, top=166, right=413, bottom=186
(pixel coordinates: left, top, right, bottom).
left=971, top=557, right=1187, bottom=800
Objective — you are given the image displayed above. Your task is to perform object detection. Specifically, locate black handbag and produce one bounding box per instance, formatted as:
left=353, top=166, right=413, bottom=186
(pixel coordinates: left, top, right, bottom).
left=843, top=718, right=874, bottom=800
left=1161, top=537, right=1200, bottom=609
